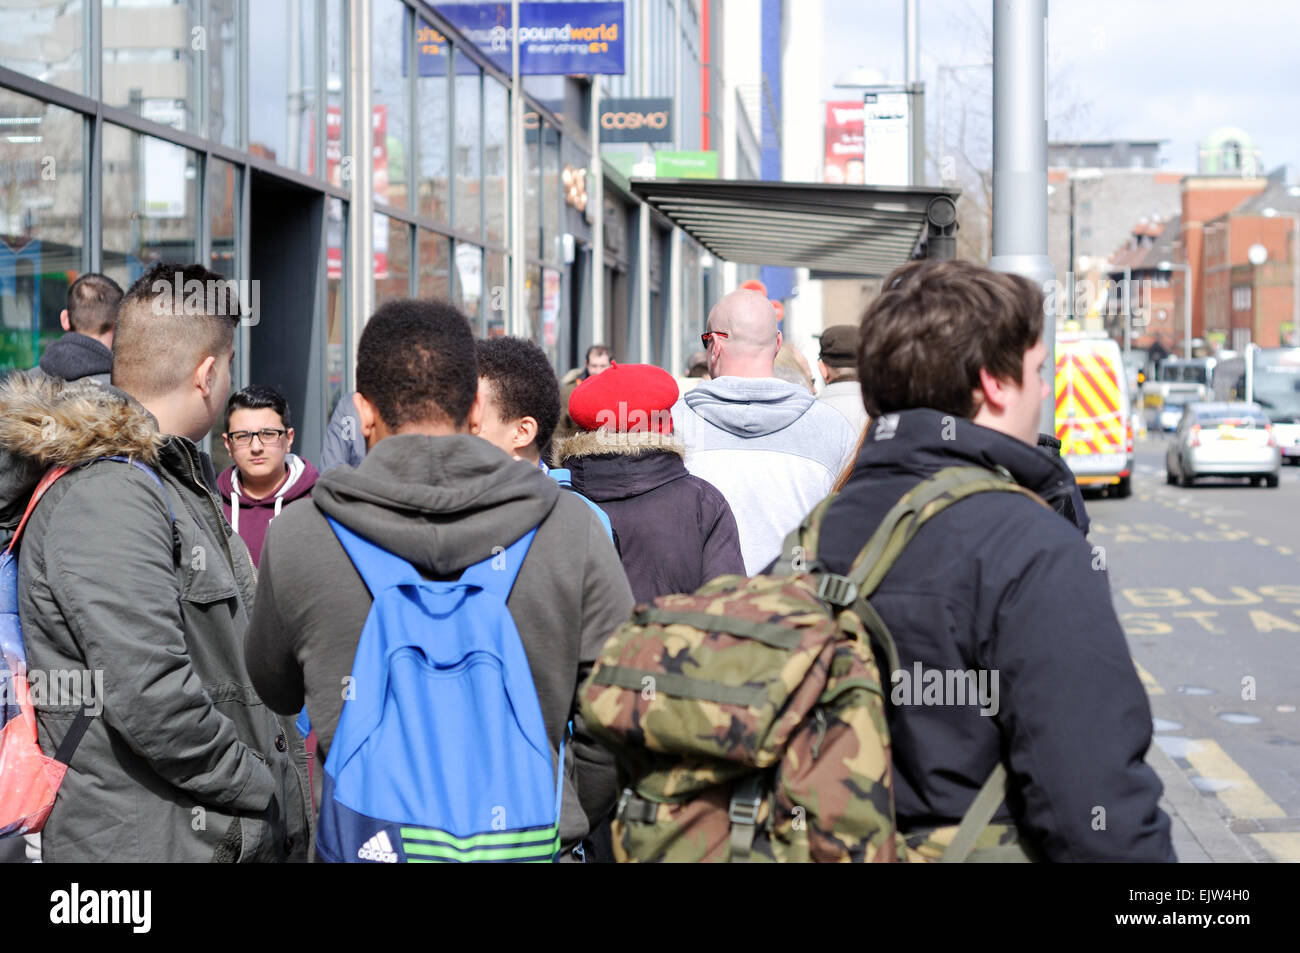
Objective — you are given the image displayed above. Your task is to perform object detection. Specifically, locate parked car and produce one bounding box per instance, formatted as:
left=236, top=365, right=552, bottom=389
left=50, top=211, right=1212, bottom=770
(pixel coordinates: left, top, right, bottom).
left=1165, top=402, right=1281, bottom=488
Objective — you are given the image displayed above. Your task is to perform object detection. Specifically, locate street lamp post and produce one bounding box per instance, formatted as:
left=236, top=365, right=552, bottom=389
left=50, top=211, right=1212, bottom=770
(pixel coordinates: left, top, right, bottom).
left=1262, top=202, right=1300, bottom=347
left=1159, top=260, right=1193, bottom=359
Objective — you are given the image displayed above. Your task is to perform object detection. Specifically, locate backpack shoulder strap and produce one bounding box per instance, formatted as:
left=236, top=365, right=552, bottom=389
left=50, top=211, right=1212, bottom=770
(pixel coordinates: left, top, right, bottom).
left=457, top=528, right=537, bottom=601
left=324, top=516, right=423, bottom=594
left=4, top=466, right=71, bottom=555
left=845, top=466, right=1048, bottom=598
left=939, top=762, right=1010, bottom=863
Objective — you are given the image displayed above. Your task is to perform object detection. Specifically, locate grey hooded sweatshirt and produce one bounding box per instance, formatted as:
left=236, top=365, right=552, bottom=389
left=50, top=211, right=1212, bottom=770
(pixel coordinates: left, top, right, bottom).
left=243, top=434, right=635, bottom=857
left=672, top=376, right=857, bottom=575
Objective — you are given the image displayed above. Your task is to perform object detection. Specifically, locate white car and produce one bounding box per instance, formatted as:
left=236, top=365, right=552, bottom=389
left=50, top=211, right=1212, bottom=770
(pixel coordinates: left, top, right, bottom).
left=1166, top=402, right=1281, bottom=487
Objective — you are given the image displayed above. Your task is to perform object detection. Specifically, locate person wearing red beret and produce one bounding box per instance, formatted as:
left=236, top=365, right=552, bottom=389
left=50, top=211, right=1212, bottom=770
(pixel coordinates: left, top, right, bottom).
left=551, top=362, right=745, bottom=605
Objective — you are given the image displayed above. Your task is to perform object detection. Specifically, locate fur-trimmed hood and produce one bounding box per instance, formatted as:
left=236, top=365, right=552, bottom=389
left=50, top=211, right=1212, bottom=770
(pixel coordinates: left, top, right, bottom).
left=549, top=428, right=686, bottom=465
left=550, top=429, right=692, bottom=504
left=0, top=371, right=162, bottom=528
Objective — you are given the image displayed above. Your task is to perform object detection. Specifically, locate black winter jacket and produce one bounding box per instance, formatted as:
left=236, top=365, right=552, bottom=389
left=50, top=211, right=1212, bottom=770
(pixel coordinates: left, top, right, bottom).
left=554, top=431, right=745, bottom=604
left=815, top=409, right=1173, bottom=862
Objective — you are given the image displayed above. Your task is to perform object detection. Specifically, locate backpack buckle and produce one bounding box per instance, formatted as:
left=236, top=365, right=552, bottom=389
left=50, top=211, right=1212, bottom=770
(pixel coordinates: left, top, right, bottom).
left=817, top=573, right=859, bottom=608
left=617, top=788, right=659, bottom=825
left=728, top=788, right=763, bottom=826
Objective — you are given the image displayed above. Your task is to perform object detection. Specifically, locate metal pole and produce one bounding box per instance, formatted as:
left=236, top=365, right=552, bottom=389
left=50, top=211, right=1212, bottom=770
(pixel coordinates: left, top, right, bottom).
left=1291, top=214, right=1300, bottom=346
left=904, top=0, right=919, bottom=84
left=350, top=0, right=373, bottom=356
left=1123, top=265, right=1131, bottom=359
left=989, top=0, right=1055, bottom=430
left=510, top=0, right=525, bottom=337
left=591, top=81, right=605, bottom=345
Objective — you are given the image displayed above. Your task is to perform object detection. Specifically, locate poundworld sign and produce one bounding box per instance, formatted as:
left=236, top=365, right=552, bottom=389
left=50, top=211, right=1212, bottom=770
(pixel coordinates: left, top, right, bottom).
left=434, top=2, right=626, bottom=75
left=600, top=97, right=673, bottom=143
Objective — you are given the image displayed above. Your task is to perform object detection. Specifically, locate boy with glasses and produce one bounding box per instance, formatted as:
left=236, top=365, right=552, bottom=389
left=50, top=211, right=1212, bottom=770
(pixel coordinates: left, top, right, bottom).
left=218, top=384, right=319, bottom=567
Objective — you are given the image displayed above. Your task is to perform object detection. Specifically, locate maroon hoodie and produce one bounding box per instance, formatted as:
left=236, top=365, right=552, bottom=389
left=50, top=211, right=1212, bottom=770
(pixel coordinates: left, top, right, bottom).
left=217, top=453, right=319, bottom=567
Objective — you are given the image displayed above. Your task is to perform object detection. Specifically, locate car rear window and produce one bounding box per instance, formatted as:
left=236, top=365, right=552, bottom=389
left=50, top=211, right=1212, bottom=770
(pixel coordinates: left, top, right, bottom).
left=1196, top=411, right=1268, bottom=427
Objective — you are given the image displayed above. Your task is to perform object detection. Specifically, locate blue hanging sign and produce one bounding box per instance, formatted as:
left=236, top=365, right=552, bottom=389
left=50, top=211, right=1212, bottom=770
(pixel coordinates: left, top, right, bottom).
left=433, top=2, right=626, bottom=76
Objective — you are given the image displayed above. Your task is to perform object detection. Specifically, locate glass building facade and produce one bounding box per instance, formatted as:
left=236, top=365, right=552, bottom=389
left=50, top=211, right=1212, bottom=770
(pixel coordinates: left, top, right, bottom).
left=0, top=0, right=716, bottom=465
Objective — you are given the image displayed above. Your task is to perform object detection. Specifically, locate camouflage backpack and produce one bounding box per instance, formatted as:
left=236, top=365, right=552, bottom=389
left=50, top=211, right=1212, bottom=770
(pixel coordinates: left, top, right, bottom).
left=580, top=466, right=1047, bottom=863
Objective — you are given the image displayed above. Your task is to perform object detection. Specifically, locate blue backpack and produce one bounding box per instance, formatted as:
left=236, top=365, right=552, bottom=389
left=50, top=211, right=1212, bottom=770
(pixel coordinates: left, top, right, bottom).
left=315, top=518, right=565, bottom=863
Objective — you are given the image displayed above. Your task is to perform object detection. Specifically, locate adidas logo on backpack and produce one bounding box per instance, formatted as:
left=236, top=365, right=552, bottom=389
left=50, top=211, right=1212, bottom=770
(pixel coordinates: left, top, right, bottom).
left=357, top=831, right=398, bottom=863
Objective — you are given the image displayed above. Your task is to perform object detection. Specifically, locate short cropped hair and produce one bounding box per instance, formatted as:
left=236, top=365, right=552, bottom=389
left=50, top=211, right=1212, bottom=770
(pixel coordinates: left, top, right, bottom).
left=476, top=337, right=561, bottom=450
left=356, top=298, right=478, bottom=430
left=112, top=262, right=240, bottom=399
left=66, top=273, right=123, bottom=336
left=586, top=344, right=611, bottom=363
left=858, top=260, right=1044, bottom=419
left=225, top=384, right=292, bottom=433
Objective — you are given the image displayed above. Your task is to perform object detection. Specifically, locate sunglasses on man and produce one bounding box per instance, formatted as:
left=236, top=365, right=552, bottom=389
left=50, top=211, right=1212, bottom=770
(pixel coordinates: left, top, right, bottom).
left=701, top=330, right=730, bottom=349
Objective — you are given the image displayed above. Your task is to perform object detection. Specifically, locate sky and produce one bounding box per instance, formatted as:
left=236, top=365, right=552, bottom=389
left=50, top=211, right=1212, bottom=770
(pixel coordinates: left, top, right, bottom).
left=822, top=0, right=1300, bottom=179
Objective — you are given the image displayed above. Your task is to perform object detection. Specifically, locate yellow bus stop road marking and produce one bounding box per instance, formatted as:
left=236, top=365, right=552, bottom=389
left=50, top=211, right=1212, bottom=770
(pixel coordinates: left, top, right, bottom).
left=1133, top=659, right=1165, bottom=695
left=1182, top=739, right=1300, bottom=862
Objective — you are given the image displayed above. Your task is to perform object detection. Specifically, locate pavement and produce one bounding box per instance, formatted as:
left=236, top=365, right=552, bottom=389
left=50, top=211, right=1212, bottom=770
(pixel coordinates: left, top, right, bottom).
left=1148, top=737, right=1253, bottom=862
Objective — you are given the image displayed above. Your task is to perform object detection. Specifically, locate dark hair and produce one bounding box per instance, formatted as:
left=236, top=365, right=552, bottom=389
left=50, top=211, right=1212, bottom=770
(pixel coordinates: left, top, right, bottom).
left=113, top=262, right=240, bottom=399
left=858, top=260, right=1044, bottom=419
left=224, top=384, right=292, bottom=433
left=66, top=273, right=123, bottom=336
left=585, top=344, right=611, bottom=363
left=476, top=337, right=561, bottom=450
left=356, top=298, right=478, bottom=429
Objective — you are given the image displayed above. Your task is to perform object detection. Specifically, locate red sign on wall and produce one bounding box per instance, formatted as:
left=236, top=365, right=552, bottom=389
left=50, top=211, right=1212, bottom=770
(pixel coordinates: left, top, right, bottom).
left=823, top=101, right=865, bottom=185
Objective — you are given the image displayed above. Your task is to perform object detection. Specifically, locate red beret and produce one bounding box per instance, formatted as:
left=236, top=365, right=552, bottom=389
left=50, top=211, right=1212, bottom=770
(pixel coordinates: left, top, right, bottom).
left=568, top=362, right=678, bottom=434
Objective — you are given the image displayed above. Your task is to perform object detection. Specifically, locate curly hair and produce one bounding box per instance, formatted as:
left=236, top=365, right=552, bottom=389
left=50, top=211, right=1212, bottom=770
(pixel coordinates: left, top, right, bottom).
left=356, top=298, right=479, bottom=430
left=476, top=336, right=561, bottom=450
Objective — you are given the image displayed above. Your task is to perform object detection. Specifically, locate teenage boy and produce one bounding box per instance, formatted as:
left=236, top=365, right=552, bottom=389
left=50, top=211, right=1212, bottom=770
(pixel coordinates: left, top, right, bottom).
left=814, top=260, right=1173, bottom=862
left=244, top=300, right=634, bottom=858
left=217, top=384, right=319, bottom=567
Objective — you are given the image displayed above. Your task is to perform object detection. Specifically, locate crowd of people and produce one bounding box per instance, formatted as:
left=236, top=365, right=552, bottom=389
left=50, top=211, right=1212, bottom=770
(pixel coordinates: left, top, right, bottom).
left=0, top=257, right=1173, bottom=862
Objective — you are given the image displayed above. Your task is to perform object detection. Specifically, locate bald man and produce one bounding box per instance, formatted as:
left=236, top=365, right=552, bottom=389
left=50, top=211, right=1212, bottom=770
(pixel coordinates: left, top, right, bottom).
left=672, top=290, right=856, bottom=574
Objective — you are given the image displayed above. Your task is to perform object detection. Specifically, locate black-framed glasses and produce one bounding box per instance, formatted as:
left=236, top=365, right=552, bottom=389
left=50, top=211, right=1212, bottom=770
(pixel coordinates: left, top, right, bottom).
left=225, top=428, right=287, bottom=448
left=701, top=330, right=730, bottom=349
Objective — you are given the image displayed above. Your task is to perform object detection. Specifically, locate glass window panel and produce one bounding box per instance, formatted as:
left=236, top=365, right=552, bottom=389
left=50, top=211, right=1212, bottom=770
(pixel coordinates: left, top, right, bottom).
left=525, top=265, right=542, bottom=343
left=208, top=157, right=238, bottom=278
left=415, top=19, right=449, bottom=224
left=453, top=51, right=481, bottom=238
left=485, top=251, right=506, bottom=338
left=326, top=0, right=347, bottom=187
left=372, top=0, right=409, bottom=210
left=101, top=0, right=200, bottom=135
left=101, top=124, right=198, bottom=291
left=540, top=266, right=561, bottom=367
left=0, top=0, right=86, bottom=95
left=0, top=91, right=84, bottom=372
left=326, top=198, right=347, bottom=421
left=417, top=229, right=450, bottom=302
left=208, top=0, right=239, bottom=147
left=483, top=78, right=507, bottom=247
left=525, top=108, right=540, bottom=261
left=373, top=214, right=410, bottom=305
left=453, top=242, right=482, bottom=328
left=249, top=0, right=318, bottom=174
left=542, top=123, right=560, bottom=264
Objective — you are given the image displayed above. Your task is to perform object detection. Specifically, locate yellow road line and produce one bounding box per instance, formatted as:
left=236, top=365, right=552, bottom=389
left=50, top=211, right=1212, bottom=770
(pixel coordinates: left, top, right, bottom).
left=1249, top=834, right=1300, bottom=863
left=1184, top=739, right=1285, bottom=821
left=1133, top=659, right=1165, bottom=695
left=1278, top=546, right=1294, bottom=555
left=1256, top=538, right=1271, bottom=546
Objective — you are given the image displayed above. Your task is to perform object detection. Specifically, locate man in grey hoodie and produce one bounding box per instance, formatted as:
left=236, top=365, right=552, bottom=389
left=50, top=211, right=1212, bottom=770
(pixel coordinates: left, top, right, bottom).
left=673, top=289, right=857, bottom=575
left=244, top=299, right=634, bottom=860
